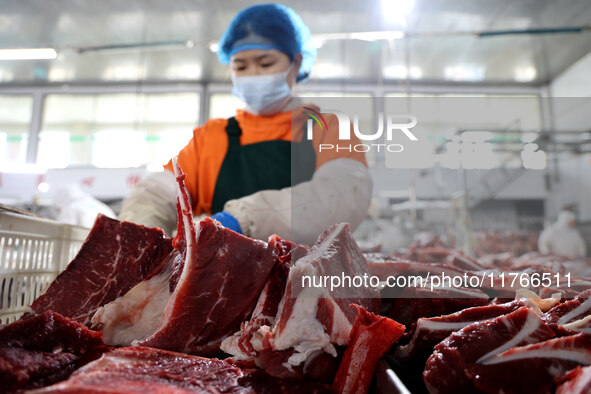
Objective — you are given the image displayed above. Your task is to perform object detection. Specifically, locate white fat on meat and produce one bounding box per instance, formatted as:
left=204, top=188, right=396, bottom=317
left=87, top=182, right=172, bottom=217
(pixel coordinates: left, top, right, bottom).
left=251, top=325, right=270, bottom=352
left=219, top=334, right=249, bottom=361
left=515, top=288, right=561, bottom=313
left=219, top=287, right=273, bottom=360
left=480, top=338, right=591, bottom=366
left=270, top=289, right=352, bottom=366
left=92, top=266, right=171, bottom=346
left=562, top=315, right=591, bottom=333
left=268, top=223, right=360, bottom=366
left=477, top=308, right=544, bottom=363
left=558, top=296, right=591, bottom=326
left=272, top=294, right=337, bottom=363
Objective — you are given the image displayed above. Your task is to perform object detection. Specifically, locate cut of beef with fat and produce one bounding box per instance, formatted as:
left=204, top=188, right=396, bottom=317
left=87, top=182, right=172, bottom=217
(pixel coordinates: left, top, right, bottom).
left=557, top=365, right=591, bottom=394
left=31, top=347, right=331, bottom=394
left=332, top=305, right=405, bottom=394
left=91, top=251, right=182, bottom=345
left=543, top=289, right=591, bottom=336
left=395, top=299, right=526, bottom=361
left=467, top=333, right=591, bottom=393
left=0, top=311, right=107, bottom=392
left=137, top=218, right=278, bottom=355
left=259, top=222, right=381, bottom=378
left=93, top=159, right=279, bottom=356
left=386, top=286, right=489, bottom=327
left=423, top=306, right=555, bottom=394
left=223, top=222, right=380, bottom=382
left=27, top=215, right=173, bottom=326
left=221, top=235, right=301, bottom=361
left=364, top=255, right=468, bottom=283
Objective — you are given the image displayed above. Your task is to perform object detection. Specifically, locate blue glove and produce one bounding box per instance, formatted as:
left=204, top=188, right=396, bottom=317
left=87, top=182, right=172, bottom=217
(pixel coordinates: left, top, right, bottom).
left=210, top=211, right=242, bottom=234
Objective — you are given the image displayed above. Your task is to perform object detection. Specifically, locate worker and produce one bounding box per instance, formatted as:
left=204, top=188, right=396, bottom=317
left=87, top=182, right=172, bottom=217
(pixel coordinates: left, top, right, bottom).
left=538, top=210, right=587, bottom=258
left=119, top=3, right=372, bottom=245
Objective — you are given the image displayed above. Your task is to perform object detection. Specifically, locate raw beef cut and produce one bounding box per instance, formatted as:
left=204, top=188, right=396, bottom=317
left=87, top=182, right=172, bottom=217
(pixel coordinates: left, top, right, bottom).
left=544, top=289, right=591, bottom=336
left=94, top=158, right=279, bottom=356
left=395, top=299, right=525, bottom=361
left=397, top=235, right=451, bottom=263
left=557, top=365, right=591, bottom=394
left=467, top=333, right=591, bottom=393
left=32, top=346, right=331, bottom=393
left=91, top=252, right=182, bottom=345
left=423, top=306, right=555, bottom=393
left=332, top=304, right=405, bottom=394
left=363, top=253, right=413, bottom=280
left=220, top=235, right=301, bottom=361
left=0, top=311, right=107, bottom=392
left=223, top=222, right=380, bottom=381
left=446, top=252, right=486, bottom=271
left=569, top=277, right=591, bottom=293
left=539, top=286, right=579, bottom=300
left=260, top=222, right=380, bottom=370
left=386, top=286, right=489, bottom=327
left=27, top=214, right=173, bottom=326
left=364, top=256, right=468, bottom=283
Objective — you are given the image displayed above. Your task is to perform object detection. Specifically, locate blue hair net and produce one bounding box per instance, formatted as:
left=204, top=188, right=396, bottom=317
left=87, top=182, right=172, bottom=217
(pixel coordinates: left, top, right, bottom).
left=217, top=3, right=316, bottom=82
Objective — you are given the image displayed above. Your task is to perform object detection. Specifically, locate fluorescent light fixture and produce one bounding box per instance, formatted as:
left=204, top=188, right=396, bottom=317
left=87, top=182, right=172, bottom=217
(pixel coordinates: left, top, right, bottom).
left=312, top=63, right=350, bottom=79
left=0, top=48, right=57, bottom=60
left=444, top=64, right=485, bottom=81
left=310, top=37, right=326, bottom=49
left=382, top=0, right=415, bottom=24
left=102, top=64, right=146, bottom=81
left=208, top=42, right=219, bottom=53
left=48, top=67, right=74, bottom=82
left=383, top=65, right=422, bottom=79
left=310, top=31, right=404, bottom=47
left=349, top=31, right=404, bottom=41
left=514, top=66, right=537, bottom=82
left=37, top=182, right=50, bottom=193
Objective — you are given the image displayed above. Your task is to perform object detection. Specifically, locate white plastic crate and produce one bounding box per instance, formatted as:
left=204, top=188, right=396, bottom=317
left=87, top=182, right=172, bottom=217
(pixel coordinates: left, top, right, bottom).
left=0, top=211, right=89, bottom=324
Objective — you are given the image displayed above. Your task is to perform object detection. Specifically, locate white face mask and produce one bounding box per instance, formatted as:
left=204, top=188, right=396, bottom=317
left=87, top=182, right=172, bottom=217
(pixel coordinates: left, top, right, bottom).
left=231, top=67, right=293, bottom=115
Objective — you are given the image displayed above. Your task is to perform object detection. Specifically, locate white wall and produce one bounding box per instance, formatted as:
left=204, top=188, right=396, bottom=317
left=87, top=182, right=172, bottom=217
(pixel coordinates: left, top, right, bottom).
left=371, top=166, right=546, bottom=202
left=549, top=51, right=591, bottom=222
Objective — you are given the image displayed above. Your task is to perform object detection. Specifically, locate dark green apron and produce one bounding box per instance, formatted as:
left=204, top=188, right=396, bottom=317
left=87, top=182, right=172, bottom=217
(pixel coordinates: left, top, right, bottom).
left=211, top=116, right=316, bottom=214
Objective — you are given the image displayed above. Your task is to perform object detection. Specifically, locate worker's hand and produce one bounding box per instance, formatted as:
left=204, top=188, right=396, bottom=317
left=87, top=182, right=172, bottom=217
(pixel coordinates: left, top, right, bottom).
left=210, top=211, right=242, bottom=234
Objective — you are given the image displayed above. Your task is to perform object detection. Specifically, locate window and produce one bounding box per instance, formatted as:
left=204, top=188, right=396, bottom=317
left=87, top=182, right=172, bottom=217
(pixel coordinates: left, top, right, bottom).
left=0, top=95, right=33, bottom=166
left=208, top=93, right=244, bottom=120
left=39, top=92, right=199, bottom=168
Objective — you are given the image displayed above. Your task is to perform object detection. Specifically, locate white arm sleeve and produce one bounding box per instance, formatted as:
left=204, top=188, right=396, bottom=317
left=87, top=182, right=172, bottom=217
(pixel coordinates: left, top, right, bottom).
left=224, top=158, right=372, bottom=245
left=538, top=228, right=552, bottom=254
left=118, top=171, right=178, bottom=236
left=575, top=233, right=587, bottom=258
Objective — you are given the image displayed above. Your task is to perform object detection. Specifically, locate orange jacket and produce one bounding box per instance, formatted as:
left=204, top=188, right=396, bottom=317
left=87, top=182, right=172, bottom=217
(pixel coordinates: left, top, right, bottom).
left=164, top=106, right=367, bottom=216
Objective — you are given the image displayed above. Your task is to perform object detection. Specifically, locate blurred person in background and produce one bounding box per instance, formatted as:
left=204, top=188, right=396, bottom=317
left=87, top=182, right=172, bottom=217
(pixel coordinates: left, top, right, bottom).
left=119, top=3, right=371, bottom=245
left=55, top=185, right=116, bottom=228
left=538, top=210, right=587, bottom=258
